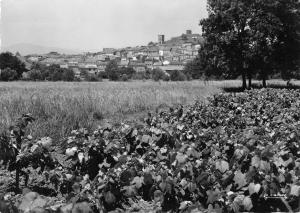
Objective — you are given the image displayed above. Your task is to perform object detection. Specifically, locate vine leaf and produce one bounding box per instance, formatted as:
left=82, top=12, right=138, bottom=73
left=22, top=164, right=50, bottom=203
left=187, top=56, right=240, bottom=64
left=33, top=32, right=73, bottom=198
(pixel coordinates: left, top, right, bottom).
left=234, top=170, right=247, bottom=189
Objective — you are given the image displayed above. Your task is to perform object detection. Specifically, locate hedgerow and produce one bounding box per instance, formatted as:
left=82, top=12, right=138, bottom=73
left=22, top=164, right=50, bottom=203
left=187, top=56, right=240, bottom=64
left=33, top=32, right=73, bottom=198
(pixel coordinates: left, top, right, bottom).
left=0, top=88, right=300, bottom=212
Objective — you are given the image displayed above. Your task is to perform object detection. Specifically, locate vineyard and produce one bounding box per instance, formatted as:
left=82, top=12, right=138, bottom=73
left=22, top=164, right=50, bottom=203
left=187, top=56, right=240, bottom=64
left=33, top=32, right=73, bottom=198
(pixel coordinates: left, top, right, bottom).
left=0, top=88, right=300, bottom=212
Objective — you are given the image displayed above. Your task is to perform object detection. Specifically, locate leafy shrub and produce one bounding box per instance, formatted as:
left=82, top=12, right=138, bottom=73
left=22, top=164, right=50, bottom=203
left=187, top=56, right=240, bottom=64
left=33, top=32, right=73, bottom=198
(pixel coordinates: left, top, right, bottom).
left=0, top=67, right=18, bottom=81
left=120, top=74, right=129, bottom=81
left=170, top=70, right=187, bottom=81
left=61, top=69, right=75, bottom=81
left=119, top=67, right=135, bottom=79
left=0, top=52, right=26, bottom=78
left=86, top=74, right=101, bottom=82
left=26, top=64, right=76, bottom=81
left=183, top=57, right=206, bottom=79
left=98, top=71, right=108, bottom=79
left=151, top=68, right=170, bottom=81
left=80, top=70, right=102, bottom=81
left=73, top=76, right=82, bottom=82
left=49, top=69, right=64, bottom=81
left=105, top=60, right=119, bottom=81
left=27, top=69, right=43, bottom=81
left=132, top=72, right=150, bottom=80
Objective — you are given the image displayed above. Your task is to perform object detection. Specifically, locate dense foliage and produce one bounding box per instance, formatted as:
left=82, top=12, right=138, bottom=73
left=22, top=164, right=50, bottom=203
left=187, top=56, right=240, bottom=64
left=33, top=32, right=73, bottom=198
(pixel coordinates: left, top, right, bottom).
left=26, top=64, right=75, bottom=81
left=0, top=52, right=27, bottom=79
left=169, top=70, right=188, bottom=81
left=105, top=61, right=120, bottom=81
left=0, top=68, right=19, bottom=81
left=105, top=60, right=169, bottom=82
left=185, top=0, right=300, bottom=88
left=183, top=57, right=205, bottom=80
left=151, top=68, right=170, bottom=81
left=0, top=88, right=300, bottom=212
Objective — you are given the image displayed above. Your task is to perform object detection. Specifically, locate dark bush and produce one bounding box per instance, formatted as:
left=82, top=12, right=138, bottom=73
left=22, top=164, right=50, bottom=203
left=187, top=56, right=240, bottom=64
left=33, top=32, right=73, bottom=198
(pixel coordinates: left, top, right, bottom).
left=27, top=69, right=43, bottom=81
left=61, top=69, right=75, bottom=81
left=119, top=67, right=135, bottom=79
left=87, top=74, right=101, bottom=82
left=26, top=64, right=76, bottom=81
left=120, top=74, right=129, bottom=81
left=98, top=72, right=108, bottom=79
left=0, top=52, right=26, bottom=78
left=132, top=72, right=150, bottom=80
left=170, top=70, right=187, bottom=81
left=50, top=69, right=64, bottom=81
left=105, top=61, right=119, bottom=81
left=151, top=68, right=170, bottom=81
left=0, top=68, right=18, bottom=81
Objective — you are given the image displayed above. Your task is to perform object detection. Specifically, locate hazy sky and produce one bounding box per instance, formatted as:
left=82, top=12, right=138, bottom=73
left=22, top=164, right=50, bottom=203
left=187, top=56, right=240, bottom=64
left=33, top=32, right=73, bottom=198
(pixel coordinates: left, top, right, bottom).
left=1, top=0, right=208, bottom=51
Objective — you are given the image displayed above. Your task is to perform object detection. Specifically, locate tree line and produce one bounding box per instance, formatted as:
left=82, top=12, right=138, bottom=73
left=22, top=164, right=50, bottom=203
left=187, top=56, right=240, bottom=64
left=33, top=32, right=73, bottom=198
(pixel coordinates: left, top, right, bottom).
left=0, top=52, right=189, bottom=82
left=104, top=60, right=188, bottom=81
left=0, top=52, right=76, bottom=81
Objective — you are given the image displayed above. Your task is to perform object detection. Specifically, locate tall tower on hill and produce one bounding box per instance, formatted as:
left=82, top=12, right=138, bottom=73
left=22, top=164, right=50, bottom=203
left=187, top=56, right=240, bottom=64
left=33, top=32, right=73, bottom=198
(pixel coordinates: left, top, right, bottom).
left=186, top=30, right=192, bottom=35
left=158, top=35, right=165, bottom=44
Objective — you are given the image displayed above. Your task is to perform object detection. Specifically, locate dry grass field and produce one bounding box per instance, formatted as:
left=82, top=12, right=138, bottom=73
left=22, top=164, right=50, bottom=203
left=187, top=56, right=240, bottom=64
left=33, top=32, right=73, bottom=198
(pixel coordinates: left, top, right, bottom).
left=0, top=80, right=226, bottom=140
left=0, top=79, right=297, bottom=140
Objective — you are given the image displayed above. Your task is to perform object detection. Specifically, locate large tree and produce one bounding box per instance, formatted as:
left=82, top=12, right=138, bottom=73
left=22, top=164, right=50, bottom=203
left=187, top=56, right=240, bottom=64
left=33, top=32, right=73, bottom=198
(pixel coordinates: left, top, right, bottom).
left=272, top=0, right=300, bottom=81
left=200, top=0, right=251, bottom=88
left=200, top=0, right=300, bottom=89
left=248, top=0, right=300, bottom=87
left=105, top=60, right=119, bottom=81
left=0, top=52, right=27, bottom=78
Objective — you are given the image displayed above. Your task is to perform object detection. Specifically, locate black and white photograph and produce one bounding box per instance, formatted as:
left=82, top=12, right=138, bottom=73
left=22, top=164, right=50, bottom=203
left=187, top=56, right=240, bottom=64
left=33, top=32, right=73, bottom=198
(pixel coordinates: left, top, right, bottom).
left=0, top=0, right=300, bottom=212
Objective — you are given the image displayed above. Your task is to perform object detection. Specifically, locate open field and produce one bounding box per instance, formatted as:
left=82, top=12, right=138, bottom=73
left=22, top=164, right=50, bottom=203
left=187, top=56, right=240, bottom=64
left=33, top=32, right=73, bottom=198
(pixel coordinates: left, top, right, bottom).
left=0, top=80, right=224, bottom=140
left=0, top=79, right=298, bottom=140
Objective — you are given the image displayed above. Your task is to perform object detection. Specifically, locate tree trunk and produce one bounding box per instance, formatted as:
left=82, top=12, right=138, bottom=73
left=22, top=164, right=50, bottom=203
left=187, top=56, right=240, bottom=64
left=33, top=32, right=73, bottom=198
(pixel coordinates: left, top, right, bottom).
left=242, top=73, right=247, bottom=90
left=262, top=75, right=267, bottom=88
left=248, top=74, right=252, bottom=89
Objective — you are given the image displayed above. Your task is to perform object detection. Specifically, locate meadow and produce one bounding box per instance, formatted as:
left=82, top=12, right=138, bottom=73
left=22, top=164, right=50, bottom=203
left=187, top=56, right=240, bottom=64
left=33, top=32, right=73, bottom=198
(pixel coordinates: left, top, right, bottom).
left=0, top=80, right=231, bottom=140
left=0, top=79, right=297, bottom=140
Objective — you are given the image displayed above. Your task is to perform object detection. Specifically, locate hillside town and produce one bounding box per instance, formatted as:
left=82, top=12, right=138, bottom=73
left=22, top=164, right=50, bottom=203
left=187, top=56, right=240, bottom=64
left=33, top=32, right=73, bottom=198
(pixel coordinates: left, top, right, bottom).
left=23, top=30, right=203, bottom=78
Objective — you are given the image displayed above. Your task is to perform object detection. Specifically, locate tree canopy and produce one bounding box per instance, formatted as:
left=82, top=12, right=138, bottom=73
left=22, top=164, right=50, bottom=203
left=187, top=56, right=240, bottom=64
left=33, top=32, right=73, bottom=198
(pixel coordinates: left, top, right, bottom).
left=0, top=52, right=27, bottom=78
left=27, top=63, right=75, bottom=81
left=199, top=0, right=300, bottom=88
left=105, top=60, right=120, bottom=81
left=0, top=68, right=18, bottom=81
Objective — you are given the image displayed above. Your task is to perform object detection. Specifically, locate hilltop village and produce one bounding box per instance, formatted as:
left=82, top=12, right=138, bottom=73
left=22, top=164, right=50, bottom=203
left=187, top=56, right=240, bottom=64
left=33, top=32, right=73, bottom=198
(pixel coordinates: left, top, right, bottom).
left=24, top=30, right=203, bottom=78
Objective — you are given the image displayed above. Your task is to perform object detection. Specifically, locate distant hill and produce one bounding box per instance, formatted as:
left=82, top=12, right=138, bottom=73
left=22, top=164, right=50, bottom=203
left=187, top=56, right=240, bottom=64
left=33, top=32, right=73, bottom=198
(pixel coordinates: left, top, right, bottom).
left=1, top=43, right=83, bottom=55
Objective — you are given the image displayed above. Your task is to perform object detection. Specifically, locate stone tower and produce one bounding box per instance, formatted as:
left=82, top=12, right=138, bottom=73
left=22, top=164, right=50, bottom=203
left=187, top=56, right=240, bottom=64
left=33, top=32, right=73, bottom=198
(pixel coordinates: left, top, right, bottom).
left=158, top=35, right=165, bottom=44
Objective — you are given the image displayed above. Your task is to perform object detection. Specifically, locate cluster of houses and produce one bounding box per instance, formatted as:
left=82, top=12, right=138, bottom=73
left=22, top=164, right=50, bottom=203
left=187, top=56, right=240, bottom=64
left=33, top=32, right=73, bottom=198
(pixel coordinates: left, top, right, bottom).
left=25, top=30, right=203, bottom=78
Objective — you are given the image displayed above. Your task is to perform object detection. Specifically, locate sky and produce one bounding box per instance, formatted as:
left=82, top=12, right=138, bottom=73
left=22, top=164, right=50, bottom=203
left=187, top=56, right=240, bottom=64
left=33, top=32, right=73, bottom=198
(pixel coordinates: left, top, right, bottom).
left=1, top=0, right=208, bottom=51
